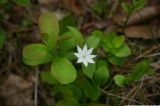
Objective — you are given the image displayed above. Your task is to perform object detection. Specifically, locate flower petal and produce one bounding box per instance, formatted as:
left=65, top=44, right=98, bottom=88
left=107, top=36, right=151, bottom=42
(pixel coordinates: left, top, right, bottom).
left=87, top=48, right=94, bottom=55
left=87, top=58, right=95, bottom=63
left=74, top=53, right=82, bottom=58
left=77, top=45, right=83, bottom=54
left=77, top=58, right=84, bottom=63
left=89, top=55, right=97, bottom=59
left=83, top=44, right=88, bottom=54
left=83, top=60, right=88, bottom=67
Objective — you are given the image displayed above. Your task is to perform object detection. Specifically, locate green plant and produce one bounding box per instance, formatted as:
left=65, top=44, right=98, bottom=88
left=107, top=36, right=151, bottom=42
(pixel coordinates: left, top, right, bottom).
left=114, top=60, right=154, bottom=87
left=122, top=0, right=145, bottom=30
left=22, top=12, right=153, bottom=105
left=0, top=0, right=31, bottom=7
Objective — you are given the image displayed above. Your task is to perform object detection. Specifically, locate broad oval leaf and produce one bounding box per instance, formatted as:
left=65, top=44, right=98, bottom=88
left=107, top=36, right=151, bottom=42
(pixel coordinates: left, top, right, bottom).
left=94, top=60, right=110, bottom=86
left=108, top=54, right=125, bottom=66
left=86, top=30, right=103, bottom=48
left=59, top=31, right=76, bottom=52
left=57, top=98, right=80, bottom=106
left=114, top=75, right=126, bottom=87
left=80, top=78, right=101, bottom=101
left=112, top=35, right=125, bottom=48
left=82, top=64, right=96, bottom=79
left=67, top=26, right=84, bottom=46
left=102, top=32, right=116, bottom=52
left=51, top=57, right=77, bottom=84
left=112, top=43, right=131, bottom=57
left=23, top=44, right=53, bottom=66
left=39, top=12, right=59, bottom=50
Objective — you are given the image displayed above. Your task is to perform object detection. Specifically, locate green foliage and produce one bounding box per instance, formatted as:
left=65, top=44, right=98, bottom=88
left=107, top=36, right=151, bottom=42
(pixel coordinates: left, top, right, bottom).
left=122, top=3, right=132, bottom=14
left=57, top=98, right=80, bottom=106
left=39, top=12, right=59, bottom=51
left=114, top=75, right=126, bottom=87
left=108, top=54, right=125, bottom=66
left=94, top=60, right=110, bottom=86
left=86, top=30, right=103, bottom=48
left=67, top=26, right=84, bottom=46
left=112, top=35, right=125, bottom=48
left=90, top=0, right=107, bottom=15
left=125, top=60, right=153, bottom=85
left=12, top=0, right=31, bottom=7
left=122, top=0, right=145, bottom=14
left=59, top=15, right=76, bottom=35
left=0, top=0, right=7, bottom=4
left=51, top=57, right=77, bottom=84
left=102, top=32, right=131, bottom=65
left=80, top=78, right=101, bottom=101
left=40, top=71, right=58, bottom=85
left=0, top=30, right=5, bottom=49
left=111, top=43, right=131, bottom=57
left=23, top=44, right=53, bottom=66
left=82, top=64, right=96, bottom=79
left=59, top=31, right=76, bottom=52
left=22, top=11, right=153, bottom=105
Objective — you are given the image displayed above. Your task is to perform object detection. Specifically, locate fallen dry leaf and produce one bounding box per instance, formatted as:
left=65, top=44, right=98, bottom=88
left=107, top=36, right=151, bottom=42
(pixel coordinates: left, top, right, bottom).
left=151, top=61, right=160, bottom=70
left=114, top=5, right=160, bottom=26
left=0, top=74, right=34, bottom=106
left=124, top=25, right=160, bottom=39
left=64, top=0, right=84, bottom=15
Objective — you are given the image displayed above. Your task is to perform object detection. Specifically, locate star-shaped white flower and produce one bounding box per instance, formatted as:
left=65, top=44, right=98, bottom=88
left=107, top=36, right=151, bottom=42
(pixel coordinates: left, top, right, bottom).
left=74, top=44, right=96, bottom=67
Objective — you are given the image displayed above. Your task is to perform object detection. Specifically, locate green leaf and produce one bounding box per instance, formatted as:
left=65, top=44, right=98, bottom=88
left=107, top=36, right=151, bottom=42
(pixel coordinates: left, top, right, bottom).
left=57, top=98, right=80, bottom=106
left=90, top=0, right=107, bottom=15
left=39, top=12, right=59, bottom=50
left=23, top=44, right=53, bottom=66
left=0, top=31, right=5, bottom=49
left=112, top=43, right=131, bottom=57
left=12, top=0, right=31, bottom=7
left=51, top=57, right=77, bottom=84
left=54, top=85, right=74, bottom=97
left=82, top=64, right=96, bottom=79
left=112, top=35, right=125, bottom=48
left=0, top=0, right=7, bottom=4
left=59, top=31, right=76, bottom=52
left=67, top=26, right=84, bottom=46
left=132, top=0, right=145, bottom=10
left=114, top=75, right=126, bottom=87
left=81, top=78, right=101, bottom=101
left=94, top=60, right=110, bottom=86
left=122, top=3, right=132, bottom=13
left=67, top=84, right=82, bottom=100
left=108, top=54, right=125, bottom=66
left=40, top=71, right=58, bottom=85
left=102, top=32, right=116, bottom=52
left=125, top=61, right=153, bottom=85
left=59, top=15, right=76, bottom=35
left=86, top=30, right=102, bottom=48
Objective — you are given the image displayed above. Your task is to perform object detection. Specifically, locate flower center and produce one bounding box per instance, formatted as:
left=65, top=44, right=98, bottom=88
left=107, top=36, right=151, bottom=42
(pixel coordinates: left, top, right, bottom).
left=82, top=54, right=86, bottom=58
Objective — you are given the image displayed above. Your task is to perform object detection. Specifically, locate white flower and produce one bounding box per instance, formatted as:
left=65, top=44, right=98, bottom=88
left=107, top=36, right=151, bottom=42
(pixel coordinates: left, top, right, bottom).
left=74, top=44, right=96, bottom=67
